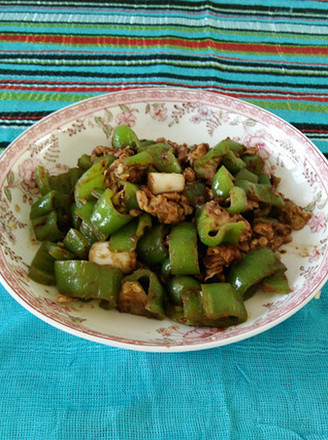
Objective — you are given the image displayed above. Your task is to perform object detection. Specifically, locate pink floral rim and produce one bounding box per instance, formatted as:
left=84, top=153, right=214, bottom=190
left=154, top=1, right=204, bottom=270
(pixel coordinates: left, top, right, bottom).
left=1, top=87, right=328, bottom=351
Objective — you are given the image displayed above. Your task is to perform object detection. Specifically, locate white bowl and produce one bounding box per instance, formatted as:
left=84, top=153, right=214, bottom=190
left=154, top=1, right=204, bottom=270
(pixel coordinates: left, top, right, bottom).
left=1, top=87, right=328, bottom=352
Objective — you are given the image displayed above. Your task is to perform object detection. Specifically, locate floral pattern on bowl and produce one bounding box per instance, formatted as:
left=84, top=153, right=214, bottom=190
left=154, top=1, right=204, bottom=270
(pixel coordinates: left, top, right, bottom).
left=0, top=87, right=328, bottom=352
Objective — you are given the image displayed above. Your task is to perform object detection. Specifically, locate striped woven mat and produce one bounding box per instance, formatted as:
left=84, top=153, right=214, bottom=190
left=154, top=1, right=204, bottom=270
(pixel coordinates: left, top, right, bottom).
left=0, top=1, right=327, bottom=157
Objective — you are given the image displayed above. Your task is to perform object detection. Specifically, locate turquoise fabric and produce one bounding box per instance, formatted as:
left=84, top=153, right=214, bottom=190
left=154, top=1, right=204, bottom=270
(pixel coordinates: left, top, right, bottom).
left=1, top=1, right=328, bottom=439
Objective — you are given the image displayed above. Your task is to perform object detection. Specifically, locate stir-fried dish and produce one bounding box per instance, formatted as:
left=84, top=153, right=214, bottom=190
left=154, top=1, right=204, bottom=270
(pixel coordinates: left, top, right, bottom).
left=28, top=125, right=311, bottom=327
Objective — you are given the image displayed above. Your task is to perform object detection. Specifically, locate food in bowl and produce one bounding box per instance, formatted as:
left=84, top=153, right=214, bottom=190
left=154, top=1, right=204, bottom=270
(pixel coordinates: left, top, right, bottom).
left=27, top=124, right=311, bottom=328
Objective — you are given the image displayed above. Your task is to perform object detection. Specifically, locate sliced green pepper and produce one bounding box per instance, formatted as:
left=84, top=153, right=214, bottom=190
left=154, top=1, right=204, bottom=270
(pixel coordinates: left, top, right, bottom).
left=236, top=180, right=285, bottom=208
left=225, top=186, right=248, bottom=214
left=109, top=213, right=152, bottom=252
left=258, top=173, right=271, bottom=185
left=227, top=247, right=287, bottom=296
left=161, top=258, right=172, bottom=279
left=30, top=190, right=63, bottom=241
left=199, top=283, right=247, bottom=326
left=193, top=141, right=229, bottom=179
left=183, top=181, right=207, bottom=206
left=261, top=271, right=291, bottom=294
left=221, top=150, right=246, bottom=174
left=137, top=223, right=168, bottom=266
left=74, top=157, right=110, bottom=204
left=212, top=165, right=234, bottom=198
left=242, top=154, right=265, bottom=174
left=169, top=222, right=200, bottom=275
left=144, top=143, right=182, bottom=173
left=35, top=165, right=51, bottom=195
left=28, top=242, right=57, bottom=285
left=122, top=268, right=165, bottom=319
left=77, top=153, right=93, bottom=170
left=117, top=179, right=140, bottom=210
left=196, top=202, right=245, bottom=246
left=90, top=188, right=132, bottom=238
left=235, top=168, right=259, bottom=183
left=220, top=138, right=245, bottom=154
left=63, top=228, right=89, bottom=259
left=55, top=260, right=123, bottom=307
left=112, top=124, right=142, bottom=150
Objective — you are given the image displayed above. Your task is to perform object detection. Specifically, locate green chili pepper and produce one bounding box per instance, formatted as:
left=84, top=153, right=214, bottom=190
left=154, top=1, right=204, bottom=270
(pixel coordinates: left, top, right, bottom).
left=235, top=168, right=259, bottom=183
left=144, top=143, right=182, bottom=173
left=123, top=150, right=153, bottom=168
left=55, top=260, right=123, bottom=307
left=220, top=138, right=245, bottom=154
left=137, top=223, right=168, bottom=266
left=28, top=242, right=57, bottom=285
left=35, top=165, right=51, bottom=195
left=221, top=150, right=246, bottom=174
left=167, top=276, right=201, bottom=306
left=242, top=154, right=265, bottom=174
left=169, top=222, right=200, bottom=275
left=225, top=186, right=248, bottom=214
left=122, top=268, right=165, bottom=319
left=212, top=165, right=234, bottom=198
left=63, top=228, right=89, bottom=259
left=183, top=181, right=207, bottom=206
left=109, top=214, right=152, bottom=252
left=77, top=154, right=93, bottom=170
left=74, top=157, right=110, bottom=204
left=196, top=202, right=245, bottom=246
left=30, top=191, right=63, bottom=241
left=49, top=168, right=84, bottom=194
left=75, top=200, right=106, bottom=245
left=193, top=141, right=229, bottom=179
left=47, top=242, right=75, bottom=261
left=112, top=124, right=142, bottom=150
left=261, top=271, right=291, bottom=294
left=117, top=179, right=140, bottom=210
left=90, top=187, right=105, bottom=200
left=199, top=283, right=247, bottom=326
left=227, top=247, right=287, bottom=296
left=90, top=188, right=132, bottom=238
left=258, top=173, right=271, bottom=185
left=236, top=180, right=285, bottom=208
left=161, top=258, right=172, bottom=279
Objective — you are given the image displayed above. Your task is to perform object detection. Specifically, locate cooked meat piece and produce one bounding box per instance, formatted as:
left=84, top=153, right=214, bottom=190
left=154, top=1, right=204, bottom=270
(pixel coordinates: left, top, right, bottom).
left=164, top=139, right=190, bottom=165
left=136, top=187, right=193, bottom=224
left=271, top=175, right=281, bottom=188
left=104, top=154, right=147, bottom=190
left=188, top=143, right=210, bottom=164
left=242, top=146, right=259, bottom=155
left=183, top=167, right=196, bottom=183
left=279, top=198, right=312, bottom=230
left=91, top=145, right=134, bottom=160
left=117, top=281, right=148, bottom=316
left=253, top=219, right=292, bottom=250
left=203, top=244, right=242, bottom=280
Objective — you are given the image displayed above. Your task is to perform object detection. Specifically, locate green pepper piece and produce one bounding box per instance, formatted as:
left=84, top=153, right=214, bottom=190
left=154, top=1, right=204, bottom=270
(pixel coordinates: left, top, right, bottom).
left=193, top=141, right=229, bottom=179
left=63, top=228, right=89, bottom=259
left=167, top=275, right=201, bottom=306
left=30, top=191, right=63, bottom=241
left=137, top=223, right=168, bottom=266
left=90, top=188, right=132, bottom=238
left=169, top=222, right=200, bottom=275
left=91, top=187, right=105, bottom=200
left=225, top=186, right=248, bottom=214
left=242, top=154, right=265, bottom=174
left=258, top=173, right=271, bottom=185
left=235, top=168, right=259, bottom=183
left=30, top=189, right=57, bottom=219
left=35, top=165, right=51, bottom=195
left=28, top=242, right=56, bottom=285
left=236, top=180, right=285, bottom=208
left=112, top=124, right=142, bottom=150
left=74, top=157, right=110, bottom=204
left=143, top=143, right=182, bottom=173
left=227, top=247, right=287, bottom=296
left=55, top=260, right=123, bottom=307
left=75, top=200, right=106, bottom=245
left=47, top=242, right=75, bottom=260
left=196, top=203, right=245, bottom=246
left=123, top=150, right=153, bottom=167
left=70, top=203, right=81, bottom=229
left=166, top=276, right=204, bottom=325
left=77, top=154, right=93, bottom=170
left=109, top=214, right=152, bottom=252
left=221, top=150, right=246, bottom=174
left=212, top=165, right=234, bottom=198
left=49, top=168, right=83, bottom=195
left=122, top=268, right=165, bottom=319
left=183, top=181, right=207, bottom=206
left=117, top=179, right=140, bottom=210
left=261, top=271, right=291, bottom=294
left=199, top=283, right=247, bottom=326
left=220, top=138, right=245, bottom=154
left=161, top=258, right=172, bottom=279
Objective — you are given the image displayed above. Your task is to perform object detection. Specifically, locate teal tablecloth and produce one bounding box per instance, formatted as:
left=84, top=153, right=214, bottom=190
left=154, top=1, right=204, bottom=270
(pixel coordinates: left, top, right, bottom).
left=0, top=2, right=327, bottom=439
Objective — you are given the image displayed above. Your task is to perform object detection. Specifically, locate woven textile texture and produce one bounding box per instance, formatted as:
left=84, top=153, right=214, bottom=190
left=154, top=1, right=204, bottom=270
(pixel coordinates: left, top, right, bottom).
left=0, top=1, right=328, bottom=439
